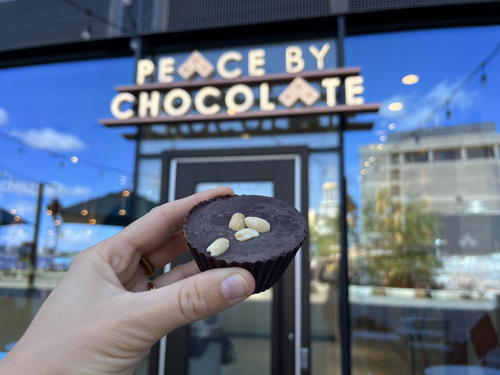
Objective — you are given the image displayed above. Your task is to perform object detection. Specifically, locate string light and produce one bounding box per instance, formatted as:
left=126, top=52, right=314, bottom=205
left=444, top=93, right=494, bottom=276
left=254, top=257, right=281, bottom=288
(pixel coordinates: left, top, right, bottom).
left=122, top=190, right=130, bottom=197
left=70, top=155, right=79, bottom=164
left=54, top=219, right=61, bottom=226
left=80, top=27, right=91, bottom=41
left=89, top=218, right=96, bottom=225
left=118, top=209, right=127, bottom=216
left=388, top=102, right=404, bottom=111
left=80, top=209, right=88, bottom=216
left=14, top=215, right=21, bottom=222
left=47, top=209, right=53, bottom=216
left=402, top=74, right=419, bottom=85
left=9, top=209, right=16, bottom=215
left=388, top=123, right=397, bottom=130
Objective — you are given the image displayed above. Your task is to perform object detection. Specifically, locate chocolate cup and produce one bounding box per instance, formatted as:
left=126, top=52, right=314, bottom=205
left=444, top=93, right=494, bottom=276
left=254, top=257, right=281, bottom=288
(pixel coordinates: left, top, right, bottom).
left=184, top=195, right=308, bottom=293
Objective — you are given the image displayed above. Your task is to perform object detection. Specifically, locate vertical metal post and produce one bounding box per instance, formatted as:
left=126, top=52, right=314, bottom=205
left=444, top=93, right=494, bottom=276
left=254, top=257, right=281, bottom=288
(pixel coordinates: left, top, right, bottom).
left=28, top=182, right=44, bottom=290
left=336, top=15, right=352, bottom=375
left=131, top=36, right=145, bottom=220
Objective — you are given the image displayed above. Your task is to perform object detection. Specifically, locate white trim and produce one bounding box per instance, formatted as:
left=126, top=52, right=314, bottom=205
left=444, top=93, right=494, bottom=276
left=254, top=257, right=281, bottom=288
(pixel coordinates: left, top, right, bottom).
left=158, top=153, right=304, bottom=375
left=158, top=160, right=178, bottom=375
left=174, top=154, right=300, bottom=163
left=294, top=155, right=303, bottom=375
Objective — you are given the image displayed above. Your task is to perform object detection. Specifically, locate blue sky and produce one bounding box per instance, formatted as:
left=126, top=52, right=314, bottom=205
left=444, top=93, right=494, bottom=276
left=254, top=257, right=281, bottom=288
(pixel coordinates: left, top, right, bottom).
left=0, top=25, right=499, bottom=254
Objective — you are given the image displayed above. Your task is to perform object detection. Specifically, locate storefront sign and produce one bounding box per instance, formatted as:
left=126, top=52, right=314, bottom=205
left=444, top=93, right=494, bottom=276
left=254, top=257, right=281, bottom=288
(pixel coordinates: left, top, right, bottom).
left=100, top=44, right=379, bottom=126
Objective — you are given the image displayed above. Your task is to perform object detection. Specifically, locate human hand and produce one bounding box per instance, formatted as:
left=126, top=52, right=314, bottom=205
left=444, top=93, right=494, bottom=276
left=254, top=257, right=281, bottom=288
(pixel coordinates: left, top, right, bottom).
left=0, top=187, right=255, bottom=375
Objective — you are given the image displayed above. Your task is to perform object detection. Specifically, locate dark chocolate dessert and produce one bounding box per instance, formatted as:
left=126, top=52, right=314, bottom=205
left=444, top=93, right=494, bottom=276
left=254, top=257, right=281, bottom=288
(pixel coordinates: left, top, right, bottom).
left=184, top=195, right=308, bottom=293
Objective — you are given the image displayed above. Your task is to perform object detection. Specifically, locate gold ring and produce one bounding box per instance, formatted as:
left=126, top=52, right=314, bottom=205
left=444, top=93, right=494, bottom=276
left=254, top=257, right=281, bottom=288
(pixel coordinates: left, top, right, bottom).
left=147, top=281, right=157, bottom=291
left=140, top=256, right=155, bottom=278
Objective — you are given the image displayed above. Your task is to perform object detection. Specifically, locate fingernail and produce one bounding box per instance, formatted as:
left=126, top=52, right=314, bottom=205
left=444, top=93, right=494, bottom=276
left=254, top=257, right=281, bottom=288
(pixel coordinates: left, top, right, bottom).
left=221, top=274, right=249, bottom=301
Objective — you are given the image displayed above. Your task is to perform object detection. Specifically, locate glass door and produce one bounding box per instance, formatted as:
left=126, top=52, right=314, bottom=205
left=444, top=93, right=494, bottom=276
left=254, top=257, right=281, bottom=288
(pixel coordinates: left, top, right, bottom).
left=154, top=147, right=309, bottom=375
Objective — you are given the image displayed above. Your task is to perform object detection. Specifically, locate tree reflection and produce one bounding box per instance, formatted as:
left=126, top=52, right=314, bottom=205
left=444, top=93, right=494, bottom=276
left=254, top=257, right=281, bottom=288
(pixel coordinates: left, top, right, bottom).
left=362, top=189, right=440, bottom=288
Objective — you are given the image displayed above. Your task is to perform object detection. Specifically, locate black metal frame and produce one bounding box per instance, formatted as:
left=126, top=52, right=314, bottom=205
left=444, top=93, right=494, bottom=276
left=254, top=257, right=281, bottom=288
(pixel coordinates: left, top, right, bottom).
left=158, top=146, right=309, bottom=375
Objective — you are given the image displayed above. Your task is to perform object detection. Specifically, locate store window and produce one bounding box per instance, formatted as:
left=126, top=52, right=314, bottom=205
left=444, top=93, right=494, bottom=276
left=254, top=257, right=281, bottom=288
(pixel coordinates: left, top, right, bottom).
left=0, top=57, right=135, bottom=363
left=347, top=25, right=500, bottom=375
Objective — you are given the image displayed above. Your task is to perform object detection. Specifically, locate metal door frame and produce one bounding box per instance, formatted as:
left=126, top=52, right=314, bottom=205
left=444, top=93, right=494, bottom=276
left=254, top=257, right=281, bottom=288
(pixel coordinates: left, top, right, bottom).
left=151, top=146, right=309, bottom=375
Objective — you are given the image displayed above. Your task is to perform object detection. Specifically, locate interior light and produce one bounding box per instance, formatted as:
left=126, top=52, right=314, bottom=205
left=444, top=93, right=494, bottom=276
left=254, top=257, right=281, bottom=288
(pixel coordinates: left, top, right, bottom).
left=402, top=74, right=419, bottom=85
left=388, top=102, right=404, bottom=111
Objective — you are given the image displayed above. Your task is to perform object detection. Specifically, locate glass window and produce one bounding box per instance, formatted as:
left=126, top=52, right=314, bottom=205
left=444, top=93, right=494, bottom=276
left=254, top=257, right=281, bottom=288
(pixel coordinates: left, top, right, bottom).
left=434, top=148, right=461, bottom=161
left=390, top=153, right=400, bottom=164
left=466, top=146, right=495, bottom=159
left=347, top=25, right=500, bottom=375
left=0, top=57, right=135, bottom=364
left=404, top=151, right=429, bottom=163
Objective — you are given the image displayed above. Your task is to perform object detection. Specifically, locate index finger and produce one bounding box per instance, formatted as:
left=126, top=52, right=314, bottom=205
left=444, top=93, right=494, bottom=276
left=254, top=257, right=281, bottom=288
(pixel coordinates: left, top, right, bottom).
left=115, top=186, right=233, bottom=253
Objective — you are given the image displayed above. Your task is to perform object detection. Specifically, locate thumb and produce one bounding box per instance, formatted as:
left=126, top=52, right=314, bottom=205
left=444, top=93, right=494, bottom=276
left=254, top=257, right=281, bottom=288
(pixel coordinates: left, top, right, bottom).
left=143, top=267, right=255, bottom=336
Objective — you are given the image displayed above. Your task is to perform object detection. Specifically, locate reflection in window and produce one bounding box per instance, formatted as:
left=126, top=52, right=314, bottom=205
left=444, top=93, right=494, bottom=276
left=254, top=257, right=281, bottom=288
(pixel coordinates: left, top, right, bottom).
left=390, top=169, right=400, bottom=180
left=390, top=153, right=400, bottom=164
left=390, top=184, right=400, bottom=195
left=434, top=148, right=461, bottom=161
left=196, top=182, right=274, bottom=197
left=347, top=24, right=500, bottom=375
left=466, top=146, right=495, bottom=159
left=404, top=151, right=429, bottom=163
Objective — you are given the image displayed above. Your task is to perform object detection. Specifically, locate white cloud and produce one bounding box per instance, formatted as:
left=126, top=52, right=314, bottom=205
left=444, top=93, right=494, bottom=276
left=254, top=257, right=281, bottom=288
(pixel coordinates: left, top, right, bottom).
left=0, top=179, right=39, bottom=196
left=0, top=179, right=91, bottom=200
left=47, top=182, right=91, bottom=197
left=379, top=79, right=476, bottom=130
left=0, top=107, right=8, bottom=126
left=10, top=127, right=86, bottom=151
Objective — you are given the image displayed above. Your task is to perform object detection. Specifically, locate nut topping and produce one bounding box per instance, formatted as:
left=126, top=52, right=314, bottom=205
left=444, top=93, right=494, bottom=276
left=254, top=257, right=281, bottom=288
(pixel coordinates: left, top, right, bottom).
left=234, top=228, right=259, bottom=242
left=228, top=212, right=246, bottom=231
left=244, top=217, right=271, bottom=233
left=207, top=237, right=230, bottom=256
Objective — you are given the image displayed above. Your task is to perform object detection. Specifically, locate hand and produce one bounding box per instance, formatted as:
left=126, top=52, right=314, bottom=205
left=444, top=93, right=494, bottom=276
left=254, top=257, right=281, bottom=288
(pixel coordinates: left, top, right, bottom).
left=1, top=187, right=255, bottom=375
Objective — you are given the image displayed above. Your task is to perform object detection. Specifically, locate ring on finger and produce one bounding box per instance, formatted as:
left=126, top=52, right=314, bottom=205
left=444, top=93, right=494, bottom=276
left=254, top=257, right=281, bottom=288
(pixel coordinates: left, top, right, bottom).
left=140, top=255, right=156, bottom=278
